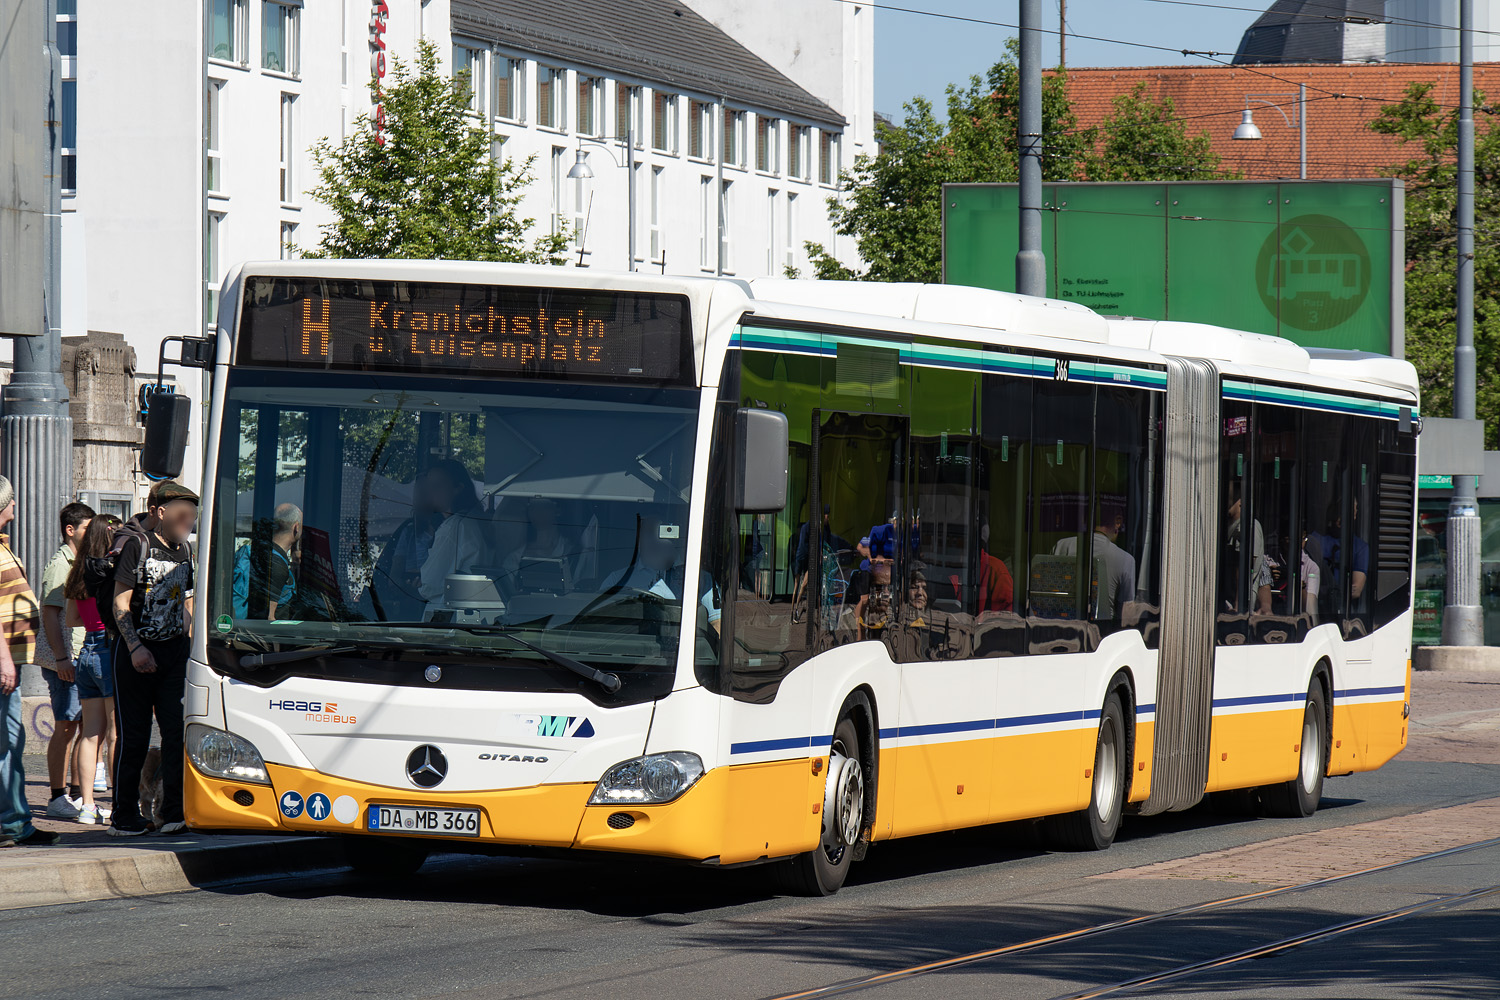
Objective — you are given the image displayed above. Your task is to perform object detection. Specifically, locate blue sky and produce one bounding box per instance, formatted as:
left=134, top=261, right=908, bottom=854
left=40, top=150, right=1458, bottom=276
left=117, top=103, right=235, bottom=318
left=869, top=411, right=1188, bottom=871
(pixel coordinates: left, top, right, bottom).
left=873, top=0, right=1256, bottom=119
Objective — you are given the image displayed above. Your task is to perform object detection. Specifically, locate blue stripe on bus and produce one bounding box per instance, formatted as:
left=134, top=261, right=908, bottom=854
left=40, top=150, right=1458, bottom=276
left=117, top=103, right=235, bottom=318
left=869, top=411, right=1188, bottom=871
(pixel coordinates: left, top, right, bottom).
left=1137, top=703, right=1156, bottom=715
left=729, top=736, right=815, bottom=755
left=1211, top=692, right=1306, bottom=709
left=1334, top=684, right=1406, bottom=699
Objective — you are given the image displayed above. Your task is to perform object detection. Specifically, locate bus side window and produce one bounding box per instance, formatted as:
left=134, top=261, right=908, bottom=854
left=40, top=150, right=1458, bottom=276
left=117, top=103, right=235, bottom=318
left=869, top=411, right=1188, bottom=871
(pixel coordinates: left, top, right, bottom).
left=1093, top=385, right=1163, bottom=644
left=974, top=368, right=1031, bottom=658
left=1028, top=378, right=1098, bottom=655
left=1250, top=403, right=1302, bottom=641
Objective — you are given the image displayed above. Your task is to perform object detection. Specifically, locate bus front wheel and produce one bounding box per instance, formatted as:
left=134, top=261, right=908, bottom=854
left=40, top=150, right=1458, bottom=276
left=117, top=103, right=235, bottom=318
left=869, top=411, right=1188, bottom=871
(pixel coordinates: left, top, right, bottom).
left=776, top=711, right=867, bottom=896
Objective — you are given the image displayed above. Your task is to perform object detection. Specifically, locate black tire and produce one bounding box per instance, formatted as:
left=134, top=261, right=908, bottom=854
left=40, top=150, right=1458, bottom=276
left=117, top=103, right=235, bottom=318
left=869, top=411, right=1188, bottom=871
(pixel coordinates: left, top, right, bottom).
left=342, top=835, right=430, bottom=876
left=775, top=706, right=869, bottom=896
left=1262, top=678, right=1328, bottom=818
left=1044, top=691, right=1128, bottom=851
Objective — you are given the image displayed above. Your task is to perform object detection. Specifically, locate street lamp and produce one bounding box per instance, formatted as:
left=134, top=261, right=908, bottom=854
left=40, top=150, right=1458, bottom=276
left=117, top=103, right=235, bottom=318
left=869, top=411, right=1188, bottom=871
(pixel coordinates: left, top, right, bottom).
left=567, top=129, right=637, bottom=271
left=1230, top=84, right=1307, bottom=180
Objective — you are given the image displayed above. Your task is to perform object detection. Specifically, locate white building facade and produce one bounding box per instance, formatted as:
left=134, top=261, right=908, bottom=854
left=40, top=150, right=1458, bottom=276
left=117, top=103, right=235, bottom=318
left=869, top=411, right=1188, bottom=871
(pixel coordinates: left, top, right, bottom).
left=50, top=0, right=873, bottom=500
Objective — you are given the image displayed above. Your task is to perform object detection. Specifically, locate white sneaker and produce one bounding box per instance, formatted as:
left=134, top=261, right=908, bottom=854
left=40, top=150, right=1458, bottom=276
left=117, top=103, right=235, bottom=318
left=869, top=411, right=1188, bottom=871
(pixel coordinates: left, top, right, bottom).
left=77, top=803, right=111, bottom=825
left=157, top=820, right=187, bottom=835
left=45, top=795, right=80, bottom=820
left=93, top=763, right=109, bottom=793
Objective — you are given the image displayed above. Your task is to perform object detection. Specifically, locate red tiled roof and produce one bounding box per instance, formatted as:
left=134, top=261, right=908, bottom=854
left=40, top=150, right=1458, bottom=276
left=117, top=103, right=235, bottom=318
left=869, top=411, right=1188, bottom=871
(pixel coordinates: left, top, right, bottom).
left=1058, top=63, right=1500, bottom=180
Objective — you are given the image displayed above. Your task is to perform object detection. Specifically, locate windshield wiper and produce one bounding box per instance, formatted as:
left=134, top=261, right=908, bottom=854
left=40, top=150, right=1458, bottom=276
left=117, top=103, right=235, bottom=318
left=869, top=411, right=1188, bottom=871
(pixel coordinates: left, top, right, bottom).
left=239, top=645, right=357, bottom=670
left=376, top=622, right=623, bottom=694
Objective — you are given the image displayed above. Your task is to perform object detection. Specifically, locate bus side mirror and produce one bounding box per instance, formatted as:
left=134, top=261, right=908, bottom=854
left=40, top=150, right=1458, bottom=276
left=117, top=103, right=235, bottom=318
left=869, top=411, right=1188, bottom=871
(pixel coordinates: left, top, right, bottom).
left=141, top=393, right=193, bottom=480
left=735, top=408, right=789, bottom=513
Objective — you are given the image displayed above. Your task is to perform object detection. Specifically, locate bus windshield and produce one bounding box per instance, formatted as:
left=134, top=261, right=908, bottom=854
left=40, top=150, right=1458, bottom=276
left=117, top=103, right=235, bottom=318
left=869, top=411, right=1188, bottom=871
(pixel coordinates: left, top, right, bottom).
left=205, top=367, right=712, bottom=702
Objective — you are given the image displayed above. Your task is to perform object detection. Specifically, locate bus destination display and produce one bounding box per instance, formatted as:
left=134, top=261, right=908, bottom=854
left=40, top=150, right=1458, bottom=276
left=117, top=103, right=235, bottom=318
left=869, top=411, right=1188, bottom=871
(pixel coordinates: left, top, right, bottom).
left=238, top=278, right=691, bottom=382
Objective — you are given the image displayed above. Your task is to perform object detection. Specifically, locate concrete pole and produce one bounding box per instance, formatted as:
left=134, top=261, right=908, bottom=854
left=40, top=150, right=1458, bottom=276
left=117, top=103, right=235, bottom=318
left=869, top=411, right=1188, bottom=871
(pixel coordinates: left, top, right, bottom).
left=1443, top=0, right=1483, bottom=647
left=1, top=0, right=74, bottom=601
left=1016, top=0, right=1046, bottom=297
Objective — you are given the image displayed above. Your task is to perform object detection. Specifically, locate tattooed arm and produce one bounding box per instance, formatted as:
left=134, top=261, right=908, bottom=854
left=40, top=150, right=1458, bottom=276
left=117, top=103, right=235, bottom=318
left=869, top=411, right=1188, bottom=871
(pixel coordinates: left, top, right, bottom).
left=115, top=579, right=156, bottom=674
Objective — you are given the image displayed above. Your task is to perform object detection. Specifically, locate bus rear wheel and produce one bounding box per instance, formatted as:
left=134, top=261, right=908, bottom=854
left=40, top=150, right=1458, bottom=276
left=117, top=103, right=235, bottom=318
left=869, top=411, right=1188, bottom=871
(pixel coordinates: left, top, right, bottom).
left=342, top=835, right=430, bottom=876
left=776, top=712, right=866, bottom=896
left=1262, top=679, right=1328, bottom=818
left=1044, top=691, right=1128, bottom=851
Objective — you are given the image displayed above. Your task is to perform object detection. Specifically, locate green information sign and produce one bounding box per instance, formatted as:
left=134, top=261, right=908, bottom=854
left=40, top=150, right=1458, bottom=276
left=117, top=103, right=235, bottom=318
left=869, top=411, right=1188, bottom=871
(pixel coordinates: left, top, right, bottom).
left=1412, top=588, right=1444, bottom=646
left=1418, top=474, right=1453, bottom=489
left=942, top=180, right=1403, bottom=355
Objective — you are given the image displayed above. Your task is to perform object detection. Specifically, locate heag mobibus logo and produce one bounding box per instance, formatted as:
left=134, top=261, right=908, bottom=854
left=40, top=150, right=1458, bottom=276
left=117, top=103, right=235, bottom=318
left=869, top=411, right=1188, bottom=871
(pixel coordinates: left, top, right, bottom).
left=268, top=698, right=357, bottom=724
left=1256, top=214, right=1372, bottom=333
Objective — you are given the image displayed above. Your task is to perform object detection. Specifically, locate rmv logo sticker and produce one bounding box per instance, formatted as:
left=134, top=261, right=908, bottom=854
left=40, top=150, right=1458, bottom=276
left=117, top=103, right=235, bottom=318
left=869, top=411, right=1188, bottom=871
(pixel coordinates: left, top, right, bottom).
left=535, top=715, right=594, bottom=738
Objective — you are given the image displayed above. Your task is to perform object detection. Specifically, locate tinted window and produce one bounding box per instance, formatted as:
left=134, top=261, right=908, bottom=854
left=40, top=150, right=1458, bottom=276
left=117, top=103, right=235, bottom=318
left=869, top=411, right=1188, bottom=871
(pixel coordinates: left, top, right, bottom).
left=1028, top=380, right=1098, bottom=654
left=974, top=370, right=1031, bottom=657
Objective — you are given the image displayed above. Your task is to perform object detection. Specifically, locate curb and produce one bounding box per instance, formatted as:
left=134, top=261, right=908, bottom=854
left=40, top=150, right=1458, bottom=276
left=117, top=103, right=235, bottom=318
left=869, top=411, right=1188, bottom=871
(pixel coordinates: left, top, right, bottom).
left=1413, top=646, right=1500, bottom=672
left=0, top=835, right=347, bottom=910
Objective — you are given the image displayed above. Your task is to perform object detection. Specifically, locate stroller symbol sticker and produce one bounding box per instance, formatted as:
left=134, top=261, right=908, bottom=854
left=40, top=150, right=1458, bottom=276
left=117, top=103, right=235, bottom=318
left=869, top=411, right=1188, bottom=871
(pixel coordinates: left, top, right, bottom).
left=279, top=790, right=304, bottom=818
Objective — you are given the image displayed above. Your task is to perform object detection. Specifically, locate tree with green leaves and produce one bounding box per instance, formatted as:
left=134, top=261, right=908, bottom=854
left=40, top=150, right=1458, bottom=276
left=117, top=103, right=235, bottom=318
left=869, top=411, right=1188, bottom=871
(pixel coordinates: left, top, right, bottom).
left=1083, top=83, right=1230, bottom=182
left=304, top=38, right=566, bottom=263
left=1371, top=81, right=1500, bottom=442
left=804, top=50, right=1233, bottom=282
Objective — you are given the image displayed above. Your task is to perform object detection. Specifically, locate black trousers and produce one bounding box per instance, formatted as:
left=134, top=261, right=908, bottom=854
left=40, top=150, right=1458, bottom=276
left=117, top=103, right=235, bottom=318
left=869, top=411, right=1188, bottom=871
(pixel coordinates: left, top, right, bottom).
left=110, top=636, right=189, bottom=826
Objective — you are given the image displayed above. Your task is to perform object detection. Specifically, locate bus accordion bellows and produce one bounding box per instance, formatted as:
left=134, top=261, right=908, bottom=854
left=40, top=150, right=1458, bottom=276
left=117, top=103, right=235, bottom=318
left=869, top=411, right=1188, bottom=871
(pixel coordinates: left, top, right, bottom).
left=179, top=261, right=1418, bottom=895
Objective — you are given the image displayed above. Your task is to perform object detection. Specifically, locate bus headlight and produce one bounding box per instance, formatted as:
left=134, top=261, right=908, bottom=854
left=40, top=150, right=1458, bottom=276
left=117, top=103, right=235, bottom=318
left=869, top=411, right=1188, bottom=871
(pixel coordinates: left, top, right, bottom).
left=589, top=752, right=705, bottom=805
left=186, top=724, right=271, bottom=786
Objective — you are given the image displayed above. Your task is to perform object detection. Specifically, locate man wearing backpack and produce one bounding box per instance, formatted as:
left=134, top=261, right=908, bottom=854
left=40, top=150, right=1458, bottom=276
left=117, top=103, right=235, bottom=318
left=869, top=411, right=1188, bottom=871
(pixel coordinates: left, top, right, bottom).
left=108, top=482, right=197, bottom=837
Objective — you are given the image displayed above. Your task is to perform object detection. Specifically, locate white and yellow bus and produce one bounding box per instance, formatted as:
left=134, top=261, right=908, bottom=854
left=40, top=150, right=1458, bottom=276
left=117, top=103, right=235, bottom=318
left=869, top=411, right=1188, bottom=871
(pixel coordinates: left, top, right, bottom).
left=178, top=261, right=1418, bottom=894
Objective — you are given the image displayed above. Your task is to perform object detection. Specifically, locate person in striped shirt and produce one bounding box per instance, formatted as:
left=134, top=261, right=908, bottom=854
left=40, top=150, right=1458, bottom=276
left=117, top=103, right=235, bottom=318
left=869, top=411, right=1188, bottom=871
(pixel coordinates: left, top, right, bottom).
left=0, top=475, right=58, bottom=847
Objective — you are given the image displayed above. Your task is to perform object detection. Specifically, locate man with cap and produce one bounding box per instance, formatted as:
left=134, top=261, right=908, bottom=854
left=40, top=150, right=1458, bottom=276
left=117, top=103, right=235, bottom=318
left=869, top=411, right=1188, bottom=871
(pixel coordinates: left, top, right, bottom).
left=0, top=476, right=59, bottom=847
left=109, top=480, right=198, bottom=836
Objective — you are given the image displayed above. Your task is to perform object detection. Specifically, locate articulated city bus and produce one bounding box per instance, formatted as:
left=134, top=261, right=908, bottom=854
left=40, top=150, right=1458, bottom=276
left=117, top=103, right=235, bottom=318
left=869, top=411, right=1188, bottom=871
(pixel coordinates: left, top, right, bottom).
left=179, top=261, right=1418, bottom=894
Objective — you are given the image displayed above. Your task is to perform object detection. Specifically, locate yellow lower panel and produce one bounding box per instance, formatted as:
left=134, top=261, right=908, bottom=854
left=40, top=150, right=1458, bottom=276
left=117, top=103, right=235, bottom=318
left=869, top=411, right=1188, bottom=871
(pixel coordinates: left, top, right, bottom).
left=575, top=757, right=823, bottom=864
left=1207, top=709, right=1304, bottom=793
left=185, top=759, right=593, bottom=848
left=992, top=726, right=1090, bottom=824
left=1129, top=720, right=1154, bottom=804
left=1335, top=698, right=1409, bottom=774
left=884, top=738, right=994, bottom=838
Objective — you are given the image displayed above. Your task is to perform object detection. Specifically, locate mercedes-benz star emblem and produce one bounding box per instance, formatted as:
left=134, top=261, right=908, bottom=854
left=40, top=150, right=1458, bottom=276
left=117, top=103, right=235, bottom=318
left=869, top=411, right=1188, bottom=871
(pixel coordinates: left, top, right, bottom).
left=405, top=745, right=448, bottom=788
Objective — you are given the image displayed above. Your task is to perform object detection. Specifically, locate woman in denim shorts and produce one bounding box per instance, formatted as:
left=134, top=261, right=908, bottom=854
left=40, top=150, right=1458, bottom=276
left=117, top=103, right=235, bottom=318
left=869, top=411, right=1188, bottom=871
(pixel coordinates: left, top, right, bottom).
left=65, top=515, right=121, bottom=825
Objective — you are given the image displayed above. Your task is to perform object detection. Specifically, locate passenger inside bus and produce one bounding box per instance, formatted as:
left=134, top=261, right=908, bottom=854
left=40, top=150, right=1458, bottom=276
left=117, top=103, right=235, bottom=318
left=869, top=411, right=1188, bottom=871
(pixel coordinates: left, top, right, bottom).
left=1052, top=507, right=1136, bottom=621
left=232, top=502, right=302, bottom=620
left=1310, top=498, right=1369, bottom=604
left=1224, top=482, right=1274, bottom=615
left=497, top=497, right=577, bottom=596
left=599, top=513, right=720, bottom=632
left=415, top=459, right=491, bottom=606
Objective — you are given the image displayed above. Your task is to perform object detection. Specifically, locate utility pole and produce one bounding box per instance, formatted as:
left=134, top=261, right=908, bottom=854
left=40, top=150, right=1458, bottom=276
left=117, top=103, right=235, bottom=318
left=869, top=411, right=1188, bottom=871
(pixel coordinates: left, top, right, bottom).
left=1059, top=0, right=1067, bottom=70
left=0, top=0, right=74, bottom=596
left=1016, top=0, right=1046, bottom=297
left=1444, top=0, right=1483, bottom=646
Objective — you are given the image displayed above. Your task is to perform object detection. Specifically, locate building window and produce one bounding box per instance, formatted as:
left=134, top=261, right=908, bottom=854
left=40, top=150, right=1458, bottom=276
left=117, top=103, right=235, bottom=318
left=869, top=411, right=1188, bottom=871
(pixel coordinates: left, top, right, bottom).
left=688, top=99, right=712, bottom=159
left=262, top=1, right=299, bottom=76
left=617, top=84, right=642, bottom=145
left=279, top=93, right=296, bottom=203
left=206, top=211, right=225, bottom=325
left=652, top=92, right=677, bottom=153
left=789, top=125, right=810, bottom=180
left=59, top=3, right=77, bottom=194
left=819, top=131, right=839, bottom=185
left=210, top=0, right=246, bottom=64
left=60, top=78, right=76, bottom=194
left=452, top=43, right=485, bottom=116
left=495, top=57, right=523, bottom=123
left=756, top=116, right=780, bottom=174
left=766, top=189, right=778, bottom=274
left=699, top=175, right=712, bottom=269
left=207, top=81, right=223, bottom=194
left=719, top=179, right=733, bottom=273
left=537, top=66, right=563, bottom=129
left=280, top=221, right=298, bottom=259
left=786, top=191, right=797, bottom=270
left=650, top=166, right=664, bottom=262
left=723, top=108, right=745, bottom=167
left=550, top=146, right=565, bottom=235
left=576, top=75, right=601, bottom=136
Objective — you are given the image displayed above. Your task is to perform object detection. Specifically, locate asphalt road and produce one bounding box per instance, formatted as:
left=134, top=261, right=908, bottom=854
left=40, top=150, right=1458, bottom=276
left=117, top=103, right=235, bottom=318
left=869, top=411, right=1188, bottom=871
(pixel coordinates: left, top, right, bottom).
left=3, top=752, right=1499, bottom=1000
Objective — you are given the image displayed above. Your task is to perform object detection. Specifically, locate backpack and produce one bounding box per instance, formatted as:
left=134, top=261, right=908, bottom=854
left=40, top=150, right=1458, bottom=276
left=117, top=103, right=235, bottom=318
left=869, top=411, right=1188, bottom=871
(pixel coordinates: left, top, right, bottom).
left=83, top=515, right=154, bottom=635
